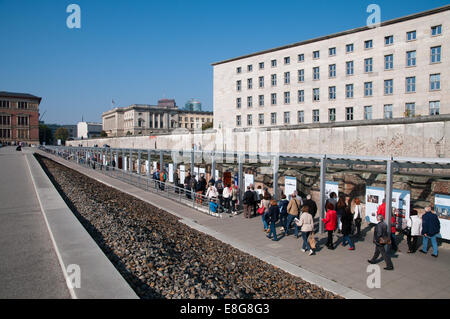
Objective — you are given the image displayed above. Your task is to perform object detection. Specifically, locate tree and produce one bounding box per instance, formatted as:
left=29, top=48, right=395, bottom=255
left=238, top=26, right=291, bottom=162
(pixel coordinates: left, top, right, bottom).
left=100, top=130, right=108, bottom=137
left=54, top=127, right=69, bottom=144
left=39, top=124, right=53, bottom=145
left=202, top=121, right=213, bottom=130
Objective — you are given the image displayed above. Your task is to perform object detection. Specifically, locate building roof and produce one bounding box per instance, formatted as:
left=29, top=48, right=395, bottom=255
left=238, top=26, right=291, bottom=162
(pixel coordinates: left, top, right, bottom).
left=211, top=4, right=450, bottom=66
left=0, top=91, right=42, bottom=102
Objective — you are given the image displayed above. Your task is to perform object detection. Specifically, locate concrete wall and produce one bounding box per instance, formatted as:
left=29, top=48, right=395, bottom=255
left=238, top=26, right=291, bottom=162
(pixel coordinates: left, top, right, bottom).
left=67, top=119, right=450, bottom=158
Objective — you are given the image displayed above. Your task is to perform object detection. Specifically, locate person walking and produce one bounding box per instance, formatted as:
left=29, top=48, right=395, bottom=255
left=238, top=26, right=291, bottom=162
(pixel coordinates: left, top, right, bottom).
left=368, top=214, right=394, bottom=270
left=278, top=194, right=289, bottom=232
left=216, top=181, right=224, bottom=208
left=266, top=200, right=279, bottom=241
left=322, top=203, right=337, bottom=249
left=341, top=207, right=355, bottom=250
left=285, top=193, right=301, bottom=237
left=376, top=199, right=398, bottom=252
left=336, top=196, right=346, bottom=233
left=420, top=207, right=440, bottom=257
left=406, top=209, right=422, bottom=253
left=222, top=184, right=231, bottom=213
left=303, top=195, right=317, bottom=218
left=326, top=192, right=338, bottom=211
left=296, top=206, right=315, bottom=255
left=260, top=194, right=271, bottom=232
left=353, top=198, right=363, bottom=237
left=243, top=186, right=254, bottom=218
left=231, top=182, right=238, bottom=213
left=251, top=185, right=259, bottom=217
left=184, top=172, right=192, bottom=199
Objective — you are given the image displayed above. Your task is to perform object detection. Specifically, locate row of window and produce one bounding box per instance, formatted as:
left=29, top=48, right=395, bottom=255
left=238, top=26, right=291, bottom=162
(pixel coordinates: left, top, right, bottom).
left=0, top=101, right=30, bottom=109
left=236, top=101, right=441, bottom=126
left=236, top=47, right=441, bottom=91
left=178, top=116, right=211, bottom=123
left=0, top=128, right=30, bottom=138
left=0, top=115, right=30, bottom=126
left=236, top=73, right=440, bottom=108
left=236, top=25, right=443, bottom=73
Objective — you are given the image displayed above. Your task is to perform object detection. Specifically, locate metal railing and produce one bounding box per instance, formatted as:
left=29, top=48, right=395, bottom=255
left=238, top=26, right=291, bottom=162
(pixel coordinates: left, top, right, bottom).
left=39, top=146, right=242, bottom=218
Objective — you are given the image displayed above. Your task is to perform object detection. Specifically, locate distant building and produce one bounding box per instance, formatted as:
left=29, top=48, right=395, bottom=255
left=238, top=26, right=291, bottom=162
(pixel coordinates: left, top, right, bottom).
left=62, top=125, right=77, bottom=139
left=185, top=98, right=202, bottom=111
left=102, top=99, right=213, bottom=136
left=0, top=91, right=41, bottom=145
left=77, top=121, right=102, bottom=139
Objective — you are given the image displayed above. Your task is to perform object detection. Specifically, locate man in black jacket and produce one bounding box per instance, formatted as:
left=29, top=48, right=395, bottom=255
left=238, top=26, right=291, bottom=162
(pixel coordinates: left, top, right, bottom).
left=243, top=186, right=254, bottom=218
left=303, top=195, right=318, bottom=218
left=368, top=214, right=394, bottom=270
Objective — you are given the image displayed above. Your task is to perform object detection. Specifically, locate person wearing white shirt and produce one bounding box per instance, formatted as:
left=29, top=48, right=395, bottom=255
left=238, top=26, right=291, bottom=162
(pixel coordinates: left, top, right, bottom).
left=222, top=184, right=231, bottom=213
left=206, top=185, right=218, bottom=200
left=353, top=198, right=363, bottom=237
left=406, top=209, right=422, bottom=253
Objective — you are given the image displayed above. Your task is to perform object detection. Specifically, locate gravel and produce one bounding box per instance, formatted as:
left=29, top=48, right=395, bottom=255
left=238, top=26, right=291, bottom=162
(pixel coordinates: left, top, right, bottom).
left=36, top=154, right=341, bottom=299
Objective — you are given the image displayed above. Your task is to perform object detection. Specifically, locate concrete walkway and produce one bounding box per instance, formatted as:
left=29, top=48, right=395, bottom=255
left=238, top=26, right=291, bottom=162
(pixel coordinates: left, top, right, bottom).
left=37, top=149, right=450, bottom=299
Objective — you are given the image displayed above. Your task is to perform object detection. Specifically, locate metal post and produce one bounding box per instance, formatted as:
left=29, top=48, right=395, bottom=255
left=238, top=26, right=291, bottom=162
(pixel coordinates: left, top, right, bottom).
left=272, top=154, right=279, bottom=201
left=129, top=149, right=132, bottom=172
left=319, top=155, right=327, bottom=234
left=211, top=154, right=216, bottom=182
left=190, top=149, right=195, bottom=175
left=160, top=150, right=164, bottom=173
left=147, top=150, right=150, bottom=178
left=238, top=153, right=244, bottom=209
left=138, top=150, right=141, bottom=176
left=386, top=158, right=393, bottom=237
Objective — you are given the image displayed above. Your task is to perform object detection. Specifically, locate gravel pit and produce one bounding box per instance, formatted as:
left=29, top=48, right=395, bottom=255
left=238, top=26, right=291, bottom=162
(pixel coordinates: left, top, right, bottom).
left=36, top=154, right=341, bottom=299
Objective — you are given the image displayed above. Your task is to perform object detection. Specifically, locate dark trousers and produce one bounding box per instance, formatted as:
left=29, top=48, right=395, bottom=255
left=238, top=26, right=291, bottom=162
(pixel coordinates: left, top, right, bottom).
left=285, top=214, right=299, bottom=237
left=407, top=235, right=419, bottom=252
left=371, top=245, right=393, bottom=268
left=243, top=204, right=252, bottom=218
left=354, top=218, right=362, bottom=236
left=326, top=230, right=334, bottom=247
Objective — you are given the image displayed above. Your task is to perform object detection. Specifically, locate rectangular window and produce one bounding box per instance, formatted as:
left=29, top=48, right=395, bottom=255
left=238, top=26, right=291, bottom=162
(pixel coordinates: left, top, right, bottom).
left=271, top=93, right=277, bottom=105
left=364, top=58, right=373, bottom=72
left=284, top=111, right=290, bottom=124
left=313, top=88, right=320, bottom=101
left=258, top=95, right=264, bottom=106
left=346, top=61, right=354, bottom=75
left=385, top=35, right=394, bottom=45
left=271, top=74, right=277, bottom=86
left=0, top=115, right=11, bottom=125
left=431, top=25, right=442, bottom=36
left=313, top=67, right=320, bottom=80
left=258, top=113, right=264, bottom=125
left=431, top=46, right=441, bottom=63
left=247, top=78, right=253, bottom=89
left=298, top=90, right=304, bottom=103
left=259, top=76, right=264, bottom=88
left=247, top=64, right=253, bottom=72
left=312, top=109, right=320, bottom=122
left=259, top=62, right=265, bottom=69
left=236, top=67, right=241, bottom=74
left=346, top=107, right=354, bottom=121
left=18, top=101, right=28, bottom=109
left=298, top=111, right=304, bottom=123
left=407, top=51, right=416, bottom=66
left=329, top=47, right=336, bottom=56
left=346, top=43, right=353, bottom=53
left=406, top=77, right=416, bottom=93
left=271, top=59, right=277, bottom=67
left=384, top=54, right=393, bottom=70
left=364, top=106, right=372, bottom=120
left=271, top=112, right=277, bottom=125
left=430, top=101, right=440, bottom=115
left=247, top=114, right=252, bottom=126
left=329, top=86, right=336, bottom=100
left=284, top=56, right=290, bottom=64
left=407, top=31, right=416, bottom=41
left=405, top=103, right=415, bottom=117
left=247, top=96, right=252, bottom=107
left=298, top=69, right=304, bottom=82
left=329, top=64, right=336, bottom=77
left=384, top=104, right=393, bottom=119
left=0, top=100, right=10, bottom=108
left=284, top=72, right=290, bottom=84
left=236, top=115, right=241, bottom=126
left=236, top=80, right=241, bottom=91
left=364, top=82, right=373, bottom=97
left=430, top=73, right=440, bottom=91
left=236, top=98, right=241, bottom=109
left=384, top=79, right=393, bottom=95
left=298, top=54, right=304, bottom=62
left=364, top=40, right=373, bottom=49
left=346, top=84, right=354, bottom=98
left=284, top=92, right=290, bottom=104
left=329, top=108, right=336, bottom=122
left=313, top=50, right=320, bottom=59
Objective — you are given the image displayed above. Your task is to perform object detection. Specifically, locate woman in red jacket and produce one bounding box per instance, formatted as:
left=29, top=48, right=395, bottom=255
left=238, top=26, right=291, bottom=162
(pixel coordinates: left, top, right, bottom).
left=322, top=202, right=338, bottom=249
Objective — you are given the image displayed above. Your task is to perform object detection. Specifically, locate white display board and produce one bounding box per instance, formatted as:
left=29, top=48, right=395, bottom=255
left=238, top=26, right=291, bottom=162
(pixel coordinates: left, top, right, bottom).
left=365, top=186, right=411, bottom=224
left=244, top=174, right=254, bottom=189
left=124, top=157, right=127, bottom=171
left=325, top=181, right=339, bottom=200
left=215, top=169, right=219, bottom=181
left=199, top=167, right=205, bottom=177
left=194, top=167, right=199, bottom=181
left=145, top=160, right=149, bottom=174
left=180, top=165, right=186, bottom=184
left=285, top=176, right=297, bottom=198
left=169, top=163, right=174, bottom=183
left=153, top=161, right=157, bottom=171
left=435, top=194, right=450, bottom=240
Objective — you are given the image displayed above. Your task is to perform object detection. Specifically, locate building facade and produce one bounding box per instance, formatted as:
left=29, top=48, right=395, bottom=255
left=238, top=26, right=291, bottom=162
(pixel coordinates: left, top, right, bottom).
left=212, top=6, right=449, bottom=131
left=102, top=99, right=213, bottom=136
left=0, top=91, right=41, bottom=145
left=77, top=122, right=102, bottom=139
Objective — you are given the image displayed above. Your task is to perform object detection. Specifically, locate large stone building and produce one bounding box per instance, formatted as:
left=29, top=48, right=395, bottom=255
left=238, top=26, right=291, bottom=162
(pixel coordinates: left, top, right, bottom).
left=77, top=121, right=102, bottom=139
left=102, top=99, right=213, bottom=137
left=0, top=91, right=41, bottom=146
left=212, top=6, right=449, bottom=131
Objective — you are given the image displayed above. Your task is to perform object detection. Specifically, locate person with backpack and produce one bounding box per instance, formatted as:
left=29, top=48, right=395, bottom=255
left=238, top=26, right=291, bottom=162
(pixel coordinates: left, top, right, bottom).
left=285, top=192, right=301, bottom=237
left=420, top=206, right=441, bottom=257
left=243, top=186, right=254, bottom=218
left=296, top=206, right=315, bottom=255
left=266, top=200, right=279, bottom=241
left=278, top=194, right=289, bottom=232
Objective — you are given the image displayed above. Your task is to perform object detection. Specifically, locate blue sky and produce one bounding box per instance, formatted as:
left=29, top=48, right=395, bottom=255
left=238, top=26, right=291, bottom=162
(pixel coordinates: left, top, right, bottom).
left=0, top=0, right=447, bottom=124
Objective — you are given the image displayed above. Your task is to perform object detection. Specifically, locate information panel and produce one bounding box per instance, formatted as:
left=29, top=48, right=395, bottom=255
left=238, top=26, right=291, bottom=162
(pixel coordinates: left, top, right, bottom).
left=365, top=186, right=410, bottom=224
left=435, top=194, right=450, bottom=240
left=285, top=176, right=297, bottom=198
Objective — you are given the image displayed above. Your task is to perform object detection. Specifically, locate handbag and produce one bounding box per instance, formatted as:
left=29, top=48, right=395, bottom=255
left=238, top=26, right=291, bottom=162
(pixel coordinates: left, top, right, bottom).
left=308, top=232, right=316, bottom=250
left=257, top=207, right=265, bottom=215
left=379, top=236, right=391, bottom=245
